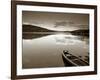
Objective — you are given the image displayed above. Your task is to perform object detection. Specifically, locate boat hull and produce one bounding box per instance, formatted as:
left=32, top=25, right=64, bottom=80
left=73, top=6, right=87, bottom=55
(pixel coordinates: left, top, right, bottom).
left=62, top=52, right=89, bottom=66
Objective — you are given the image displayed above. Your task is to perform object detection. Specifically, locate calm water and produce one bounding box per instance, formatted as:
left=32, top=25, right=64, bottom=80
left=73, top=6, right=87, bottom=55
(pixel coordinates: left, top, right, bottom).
left=22, top=33, right=89, bottom=69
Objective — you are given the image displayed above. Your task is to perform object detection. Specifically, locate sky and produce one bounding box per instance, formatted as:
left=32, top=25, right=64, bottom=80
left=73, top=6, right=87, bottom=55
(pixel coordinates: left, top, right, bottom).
left=22, top=11, right=89, bottom=31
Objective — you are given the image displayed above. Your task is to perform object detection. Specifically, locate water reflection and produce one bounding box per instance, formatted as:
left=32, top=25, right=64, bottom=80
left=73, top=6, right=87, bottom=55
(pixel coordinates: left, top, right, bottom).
left=22, top=33, right=89, bottom=68
left=23, top=33, right=50, bottom=39
left=54, top=34, right=88, bottom=45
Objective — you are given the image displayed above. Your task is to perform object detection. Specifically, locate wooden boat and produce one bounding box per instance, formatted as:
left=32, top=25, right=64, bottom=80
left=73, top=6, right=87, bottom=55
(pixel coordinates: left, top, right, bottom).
left=62, top=50, right=89, bottom=66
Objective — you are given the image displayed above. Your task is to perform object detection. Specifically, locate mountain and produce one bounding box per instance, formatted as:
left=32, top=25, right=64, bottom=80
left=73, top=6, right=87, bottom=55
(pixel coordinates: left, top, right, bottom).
left=22, top=24, right=89, bottom=36
left=23, top=24, right=56, bottom=32
left=71, top=29, right=89, bottom=36
left=71, top=29, right=89, bottom=33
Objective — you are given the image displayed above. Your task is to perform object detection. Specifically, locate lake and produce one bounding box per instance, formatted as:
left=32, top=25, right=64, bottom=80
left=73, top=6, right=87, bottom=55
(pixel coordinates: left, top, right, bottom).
left=22, top=33, right=89, bottom=69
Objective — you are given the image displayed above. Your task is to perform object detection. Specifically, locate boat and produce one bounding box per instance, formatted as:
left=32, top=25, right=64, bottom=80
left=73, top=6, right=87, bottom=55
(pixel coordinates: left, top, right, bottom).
left=62, top=50, right=89, bottom=66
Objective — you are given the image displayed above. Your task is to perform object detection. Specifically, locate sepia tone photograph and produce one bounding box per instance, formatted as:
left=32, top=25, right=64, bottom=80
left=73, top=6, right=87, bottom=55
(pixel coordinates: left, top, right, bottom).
left=22, top=11, right=89, bottom=69
left=11, top=1, right=97, bottom=79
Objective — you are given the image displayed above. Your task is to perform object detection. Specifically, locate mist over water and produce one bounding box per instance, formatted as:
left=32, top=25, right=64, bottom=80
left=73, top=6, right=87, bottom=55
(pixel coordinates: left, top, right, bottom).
left=22, top=33, right=89, bottom=69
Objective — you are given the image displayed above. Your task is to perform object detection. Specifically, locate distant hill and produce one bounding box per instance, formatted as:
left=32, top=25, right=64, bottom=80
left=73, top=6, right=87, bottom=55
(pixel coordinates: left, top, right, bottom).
left=23, top=24, right=55, bottom=32
left=71, top=29, right=89, bottom=33
left=22, top=24, right=89, bottom=36
left=71, top=29, right=89, bottom=36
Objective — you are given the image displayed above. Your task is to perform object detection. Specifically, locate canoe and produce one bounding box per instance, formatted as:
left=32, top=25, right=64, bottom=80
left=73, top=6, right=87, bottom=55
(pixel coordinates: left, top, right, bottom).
left=62, top=50, right=89, bottom=66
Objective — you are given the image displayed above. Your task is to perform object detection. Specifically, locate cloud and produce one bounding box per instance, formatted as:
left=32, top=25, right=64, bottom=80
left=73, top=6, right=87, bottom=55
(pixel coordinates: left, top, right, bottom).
left=54, top=21, right=74, bottom=27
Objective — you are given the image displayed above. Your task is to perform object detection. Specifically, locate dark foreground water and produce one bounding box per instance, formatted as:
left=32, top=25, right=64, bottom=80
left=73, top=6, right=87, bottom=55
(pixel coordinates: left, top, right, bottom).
left=22, top=33, right=89, bottom=69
